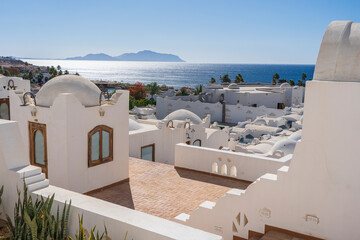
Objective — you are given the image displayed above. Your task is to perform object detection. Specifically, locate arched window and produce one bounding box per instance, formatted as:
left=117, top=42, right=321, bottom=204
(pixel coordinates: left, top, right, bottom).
left=0, top=98, right=10, bottom=120
left=193, top=139, right=201, bottom=146
left=212, top=162, right=218, bottom=173
left=221, top=164, right=228, bottom=175
left=88, top=125, right=113, bottom=167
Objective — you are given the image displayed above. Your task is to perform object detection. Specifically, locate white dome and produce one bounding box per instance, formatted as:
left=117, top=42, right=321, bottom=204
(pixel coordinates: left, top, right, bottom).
left=164, top=109, right=202, bottom=124
left=228, top=83, right=240, bottom=89
left=269, top=139, right=297, bottom=156
left=36, top=75, right=101, bottom=107
left=129, top=119, right=143, bottom=131
left=280, top=82, right=291, bottom=88
left=288, top=131, right=302, bottom=141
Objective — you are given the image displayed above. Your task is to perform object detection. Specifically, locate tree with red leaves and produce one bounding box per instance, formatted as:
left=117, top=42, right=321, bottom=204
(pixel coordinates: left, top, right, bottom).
left=129, top=82, right=147, bottom=100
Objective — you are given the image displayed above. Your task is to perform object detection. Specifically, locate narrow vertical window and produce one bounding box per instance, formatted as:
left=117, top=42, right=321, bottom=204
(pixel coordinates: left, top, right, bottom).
left=88, top=125, right=113, bottom=167
left=0, top=98, right=10, bottom=120
left=29, top=122, right=47, bottom=177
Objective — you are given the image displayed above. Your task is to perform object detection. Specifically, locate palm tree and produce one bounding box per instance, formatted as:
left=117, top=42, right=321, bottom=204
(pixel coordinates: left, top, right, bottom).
left=194, top=84, right=203, bottom=95
left=234, top=73, right=244, bottom=83
left=302, top=73, right=307, bottom=81
left=210, top=77, right=216, bottom=84
left=220, top=74, right=231, bottom=83
left=147, top=82, right=161, bottom=100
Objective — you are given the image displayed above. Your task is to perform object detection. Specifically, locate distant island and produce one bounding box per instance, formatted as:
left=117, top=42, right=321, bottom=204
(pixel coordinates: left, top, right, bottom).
left=65, top=50, right=185, bottom=62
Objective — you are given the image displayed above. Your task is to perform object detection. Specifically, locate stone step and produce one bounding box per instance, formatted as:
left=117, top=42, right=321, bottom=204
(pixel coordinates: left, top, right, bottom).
left=27, top=179, right=49, bottom=192
left=199, top=201, right=216, bottom=210
left=174, top=213, right=190, bottom=222
left=276, top=166, right=289, bottom=181
left=24, top=173, right=46, bottom=185
left=12, top=165, right=42, bottom=178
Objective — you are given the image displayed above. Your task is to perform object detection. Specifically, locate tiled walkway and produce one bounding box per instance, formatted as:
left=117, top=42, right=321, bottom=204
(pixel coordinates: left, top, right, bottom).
left=88, top=158, right=250, bottom=220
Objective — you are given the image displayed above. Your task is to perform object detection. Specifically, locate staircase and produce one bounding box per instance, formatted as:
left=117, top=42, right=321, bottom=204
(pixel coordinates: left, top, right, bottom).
left=12, top=165, right=49, bottom=192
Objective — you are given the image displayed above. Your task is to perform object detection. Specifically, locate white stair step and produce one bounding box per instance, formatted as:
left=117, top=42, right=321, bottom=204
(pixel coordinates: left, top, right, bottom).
left=199, top=201, right=216, bottom=210
left=174, top=213, right=190, bottom=222
left=27, top=179, right=49, bottom=192
left=226, top=188, right=245, bottom=196
left=277, top=166, right=289, bottom=181
left=12, top=165, right=42, bottom=178
left=258, top=173, right=277, bottom=181
left=24, top=173, right=46, bottom=185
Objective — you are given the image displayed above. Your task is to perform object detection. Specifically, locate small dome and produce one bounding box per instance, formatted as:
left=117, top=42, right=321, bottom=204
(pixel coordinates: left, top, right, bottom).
left=280, top=82, right=291, bottom=88
left=129, top=119, right=143, bottom=131
left=288, top=131, right=302, bottom=141
left=228, top=83, right=240, bottom=89
left=269, top=139, right=297, bottom=156
left=36, top=75, right=101, bottom=107
left=164, top=109, right=202, bottom=124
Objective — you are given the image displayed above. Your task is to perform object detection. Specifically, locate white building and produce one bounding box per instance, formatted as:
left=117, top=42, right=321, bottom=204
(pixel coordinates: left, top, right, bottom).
left=0, top=75, right=30, bottom=120
left=9, top=75, right=129, bottom=193
left=129, top=109, right=229, bottom=164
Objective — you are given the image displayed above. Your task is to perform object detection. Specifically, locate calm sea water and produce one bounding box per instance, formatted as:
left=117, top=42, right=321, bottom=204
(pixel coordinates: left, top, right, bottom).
left=24, top=59, right=315, bottom=88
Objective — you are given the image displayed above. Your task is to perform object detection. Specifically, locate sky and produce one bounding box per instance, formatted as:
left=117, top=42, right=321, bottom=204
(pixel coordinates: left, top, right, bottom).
left=1, top=0, right=359, bottom=64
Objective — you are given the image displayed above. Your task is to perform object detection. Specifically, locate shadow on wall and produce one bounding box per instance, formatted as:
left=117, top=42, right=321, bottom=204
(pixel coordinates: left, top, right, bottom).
left=175, top=167, right=250, bottom=189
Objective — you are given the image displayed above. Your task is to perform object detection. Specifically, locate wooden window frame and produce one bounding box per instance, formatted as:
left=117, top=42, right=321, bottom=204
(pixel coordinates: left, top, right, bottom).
left=193, top=139, right=202, bottom=146
left=0, top=97, right=10, bottom=120
left=28, top=121, right=48, bottom=177
left=88, top=125, right=113, bottom=167
left=140, top=144, right=155, bottom=162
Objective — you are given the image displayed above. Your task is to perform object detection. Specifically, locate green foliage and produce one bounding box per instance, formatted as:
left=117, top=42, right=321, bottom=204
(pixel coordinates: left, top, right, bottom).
left=135, top=98, right=156, bottom=107
left=6, top=182, right=71, bottom=240
left=129, top=96, right=135, bottom=110
left=146, top=82, right=161, bottom=99
left=301, top=72, right=307, bottom=81
left=194, top=84, right=202, bottom=95
left=297, top=79, right=305, bottom=87
left=209, top=77, right=216, bottom=84
left=234, top=73, right=244, bottom=83
left=65, top=70, right=69, bottom=75
left=220, top=74, right=231, bottom=83
left=176, top=87, right=189, bottom=96
left=69, top=215, right=110, bottom=240
left=289, top=79, right=295, bottom=86
left=272, top=72, right=280, bottom=85
left=36, top=72, right=44, bottom=82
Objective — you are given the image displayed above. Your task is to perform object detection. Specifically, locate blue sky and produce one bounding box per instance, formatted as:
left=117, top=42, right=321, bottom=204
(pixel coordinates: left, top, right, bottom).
left=1, top=0, right=359, bottom=64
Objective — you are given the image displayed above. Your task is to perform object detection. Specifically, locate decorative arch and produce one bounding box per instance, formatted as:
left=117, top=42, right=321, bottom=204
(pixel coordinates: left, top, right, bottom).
left=166, top=120, right=174, bottom=128
left=212, top=162, right=218, bottom=173
left=221, top=164, right=228, bottom=175
left=193, top=139, right=201, bottom=146
left=230, top=166, right=237, bottom=177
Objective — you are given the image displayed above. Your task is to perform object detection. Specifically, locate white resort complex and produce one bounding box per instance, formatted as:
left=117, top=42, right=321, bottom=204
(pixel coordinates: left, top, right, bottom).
left=0, top=21, right=360, bottom=239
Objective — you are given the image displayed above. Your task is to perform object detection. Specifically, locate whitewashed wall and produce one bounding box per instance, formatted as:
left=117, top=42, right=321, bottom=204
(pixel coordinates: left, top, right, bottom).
left=175, top=143, right=291, bottom=182
left=0, top=76, right=30, bottom=98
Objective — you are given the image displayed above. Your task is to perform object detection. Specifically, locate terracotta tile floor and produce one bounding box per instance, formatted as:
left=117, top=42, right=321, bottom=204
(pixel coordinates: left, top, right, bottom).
left=88, top=158, right=250, bottom=220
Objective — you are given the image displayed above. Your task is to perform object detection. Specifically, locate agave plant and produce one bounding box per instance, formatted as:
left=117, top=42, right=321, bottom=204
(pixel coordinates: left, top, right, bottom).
left=69, top=214, right=111, bottom=240
left=5, top=182, right=71, bottom=240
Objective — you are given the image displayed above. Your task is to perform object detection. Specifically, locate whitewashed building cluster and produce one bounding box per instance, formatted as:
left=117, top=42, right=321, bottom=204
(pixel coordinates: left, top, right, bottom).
left=0, top=21, right=359, bottom=240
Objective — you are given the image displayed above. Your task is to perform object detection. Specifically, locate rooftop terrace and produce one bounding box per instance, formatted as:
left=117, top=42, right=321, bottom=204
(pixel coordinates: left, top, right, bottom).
left=87, top=157, right=250, bottom=220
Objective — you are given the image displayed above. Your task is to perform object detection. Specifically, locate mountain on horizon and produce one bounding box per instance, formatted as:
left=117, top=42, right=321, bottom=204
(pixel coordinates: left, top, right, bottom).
left=65, top=50, right=185, bottom=62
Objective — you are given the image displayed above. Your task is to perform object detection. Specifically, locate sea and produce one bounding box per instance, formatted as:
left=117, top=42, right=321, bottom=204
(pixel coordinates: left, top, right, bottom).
left=23, top=59, right=315, bottom=88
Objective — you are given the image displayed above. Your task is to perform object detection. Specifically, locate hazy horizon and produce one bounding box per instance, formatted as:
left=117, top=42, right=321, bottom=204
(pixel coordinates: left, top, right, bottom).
left=1, top=0, right=359, bottom=64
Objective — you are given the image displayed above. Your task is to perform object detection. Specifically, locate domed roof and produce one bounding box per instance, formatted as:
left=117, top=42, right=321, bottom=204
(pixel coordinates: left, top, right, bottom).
left=280, top=82, right=291, bottom=88
left=129, top=119, right=143, bottom=131
left=228, top=83, right=240, bottom=89
left=164, top=109, right=202, bottom=124
left=288, top=131, right=302, bottom=141
left=269, top=139, right=297, bottom=156
left=36, top=75, right=101, bottom=107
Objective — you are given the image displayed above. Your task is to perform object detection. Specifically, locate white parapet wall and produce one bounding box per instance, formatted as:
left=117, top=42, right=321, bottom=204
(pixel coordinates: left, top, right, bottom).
left=156, top=97, right=286, bottom=123
left=174, top=143, right=291, bottom=182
